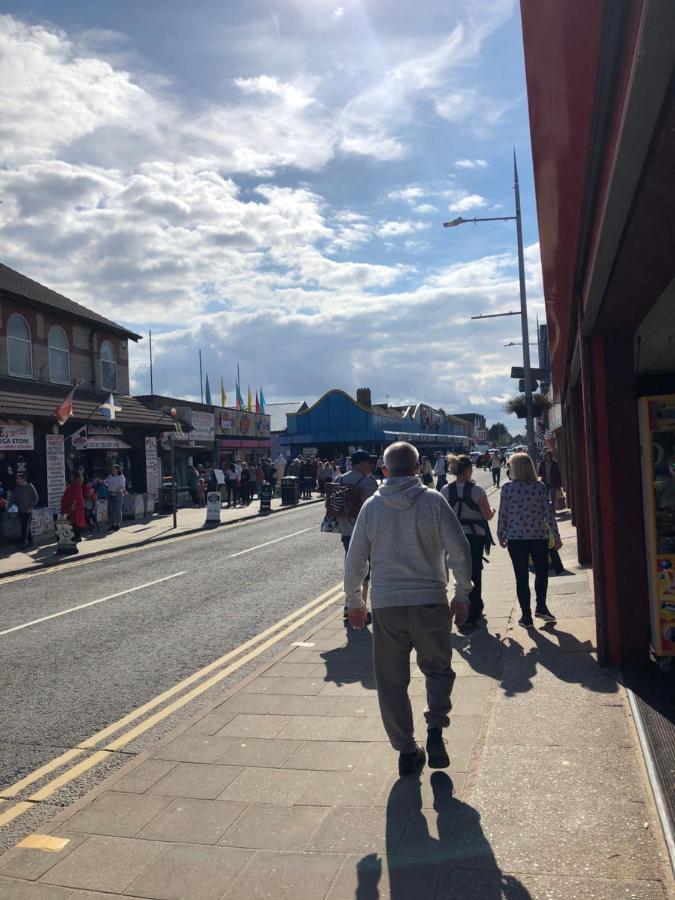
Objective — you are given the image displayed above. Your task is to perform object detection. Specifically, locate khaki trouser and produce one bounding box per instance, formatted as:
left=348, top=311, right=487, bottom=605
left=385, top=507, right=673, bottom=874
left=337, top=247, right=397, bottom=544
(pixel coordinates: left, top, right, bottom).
left=372, top=604, right=456, bottom=754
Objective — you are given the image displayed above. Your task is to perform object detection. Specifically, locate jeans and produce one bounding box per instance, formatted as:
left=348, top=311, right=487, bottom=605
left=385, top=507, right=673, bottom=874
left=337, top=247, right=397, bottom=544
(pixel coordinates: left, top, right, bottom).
left=108, top=493, right=123, bottom=528
left=466, top=534, right=485, bottom=622
left=373, top=604, right=456, bottom=753
left=226, top=481, right=239, bottom=506
left=18, top=511, right=33, bottom=546
left=507, top=539, right=549, bottom=616
left=492, top=467, right=501, bottom=486
left=435, top=475, right=447, bottom=492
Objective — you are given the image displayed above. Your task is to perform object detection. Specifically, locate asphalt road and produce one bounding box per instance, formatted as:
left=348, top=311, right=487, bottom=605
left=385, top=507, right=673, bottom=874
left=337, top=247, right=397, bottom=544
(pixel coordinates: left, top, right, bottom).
left=0, top=469, right=495, bottom=846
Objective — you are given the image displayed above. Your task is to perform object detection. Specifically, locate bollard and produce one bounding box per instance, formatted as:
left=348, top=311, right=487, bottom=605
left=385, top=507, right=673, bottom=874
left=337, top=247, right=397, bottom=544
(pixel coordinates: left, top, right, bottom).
left=55, top=516, right=78, bottom=555
left=259, top=481, right=273, bottom=516
left=204, top=491, right=222, bottom=527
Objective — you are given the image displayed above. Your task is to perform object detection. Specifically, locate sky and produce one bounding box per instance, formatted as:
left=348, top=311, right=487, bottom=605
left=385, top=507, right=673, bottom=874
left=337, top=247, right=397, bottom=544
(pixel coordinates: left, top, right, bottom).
left=0, top=0, right=544, bottom=427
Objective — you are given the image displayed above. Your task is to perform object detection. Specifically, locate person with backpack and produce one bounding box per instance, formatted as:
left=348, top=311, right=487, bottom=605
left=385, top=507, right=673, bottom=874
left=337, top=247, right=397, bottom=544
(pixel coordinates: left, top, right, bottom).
left=326, top=450, right=378, bottom=627
left=442, top=455, right=495, bottom=630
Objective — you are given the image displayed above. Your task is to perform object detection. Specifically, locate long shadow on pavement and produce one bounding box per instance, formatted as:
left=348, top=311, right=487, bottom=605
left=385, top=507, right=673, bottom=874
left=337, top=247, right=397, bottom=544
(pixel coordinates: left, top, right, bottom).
left=355, top=772, right=532, bottom=899
left=320, top=625, right=376, bottom=690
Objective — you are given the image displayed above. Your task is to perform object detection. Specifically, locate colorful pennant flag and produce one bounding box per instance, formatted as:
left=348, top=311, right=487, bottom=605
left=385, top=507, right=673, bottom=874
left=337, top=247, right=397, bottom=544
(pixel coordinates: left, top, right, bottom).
left=259, top=388, right=266, bottom=415
left=235, top=382, right=243, bottom=410
left=99, top=393, right=121, bottom=421
left=247, top=385, right=253, bottom=411
left=55, top=384, right=78, bottom=426
left=205, top=373, right=212, bottom=406
left=220, top=378, right=227, bottom=407
left=255, top=391, right=260, bottom=414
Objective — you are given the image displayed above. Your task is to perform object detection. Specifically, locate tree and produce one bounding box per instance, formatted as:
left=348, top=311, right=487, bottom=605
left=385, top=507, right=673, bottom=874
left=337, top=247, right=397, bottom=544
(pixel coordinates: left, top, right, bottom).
left=488, top=423, right=512, bottom=445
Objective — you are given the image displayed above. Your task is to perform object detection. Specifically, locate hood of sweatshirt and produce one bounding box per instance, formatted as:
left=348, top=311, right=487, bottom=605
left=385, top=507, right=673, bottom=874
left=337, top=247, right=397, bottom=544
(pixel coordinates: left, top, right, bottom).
left=377, top=476, right=426, bottom=510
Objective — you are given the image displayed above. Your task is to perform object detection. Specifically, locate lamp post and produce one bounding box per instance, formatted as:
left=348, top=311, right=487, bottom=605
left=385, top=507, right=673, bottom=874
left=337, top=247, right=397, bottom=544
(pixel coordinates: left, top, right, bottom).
left=444, top=152, right=537, bottom=461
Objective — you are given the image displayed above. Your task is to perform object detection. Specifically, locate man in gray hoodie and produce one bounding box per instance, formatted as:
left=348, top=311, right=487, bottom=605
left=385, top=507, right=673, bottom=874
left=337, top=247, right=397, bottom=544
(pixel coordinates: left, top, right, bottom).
left=12, top=473, right=39, bottom=548
left=345, top=441, right=472, bottom=776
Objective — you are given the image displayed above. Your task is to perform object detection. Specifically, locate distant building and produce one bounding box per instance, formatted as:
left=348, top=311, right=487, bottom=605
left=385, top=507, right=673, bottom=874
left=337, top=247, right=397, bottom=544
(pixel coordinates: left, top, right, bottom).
left=454, top=413, right=488, bottom=445
left=265, top=401, right=308, bottom=456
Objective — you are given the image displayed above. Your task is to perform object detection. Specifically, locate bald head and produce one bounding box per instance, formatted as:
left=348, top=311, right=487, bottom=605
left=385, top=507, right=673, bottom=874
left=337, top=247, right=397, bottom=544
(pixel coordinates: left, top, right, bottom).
left=383, top=441, right=419, bottom=477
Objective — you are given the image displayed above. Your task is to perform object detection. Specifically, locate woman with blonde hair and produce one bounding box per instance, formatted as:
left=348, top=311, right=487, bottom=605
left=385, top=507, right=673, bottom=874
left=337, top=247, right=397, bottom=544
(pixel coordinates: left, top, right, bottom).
left=498, top=452, right=561, bottom=627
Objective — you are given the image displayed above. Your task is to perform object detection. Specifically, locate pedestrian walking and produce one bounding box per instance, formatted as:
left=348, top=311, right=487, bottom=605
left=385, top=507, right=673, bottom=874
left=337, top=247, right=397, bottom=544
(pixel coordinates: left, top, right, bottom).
left=498, top=452, right=561, bottom=627
left=441, top=455, right=495, bottom=630
left=225, top=462, right=240, bottom=507
left=433, top=450, right=448, bottom=491
left=420, top=455, right=434, bottom=486
left=317, top=460, right=333, bottom=495
left=538, top=450, right=563, bottom=508
left=334, top=450, right=378, bottom=627
left=187, top=463, right=200, bottom=506
left=12, top=473, right=38, bottom=548
left=490, top=450, right=502, bottom=487
left=255, top=462, right=265, bottom=499
left=345, top=441, right=472, bottom=776
left=301, top=458, right=314, bottom=499
left=83, top=479, right=99, bottom=532
left=61, top=471, right=86, bottom=543
left=104, top=464, right=126, bottom=531
left=240, top=462, right=252, bottom=505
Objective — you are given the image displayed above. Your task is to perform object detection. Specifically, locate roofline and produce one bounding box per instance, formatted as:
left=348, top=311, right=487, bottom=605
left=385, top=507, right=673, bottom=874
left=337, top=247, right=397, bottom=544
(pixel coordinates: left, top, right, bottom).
left=0, top=287, right=143, bottom=342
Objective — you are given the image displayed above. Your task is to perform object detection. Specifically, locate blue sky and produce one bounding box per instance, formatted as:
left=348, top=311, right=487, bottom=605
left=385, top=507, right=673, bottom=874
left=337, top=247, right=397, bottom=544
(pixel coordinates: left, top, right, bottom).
left=0, top=0, right=543, bottom=428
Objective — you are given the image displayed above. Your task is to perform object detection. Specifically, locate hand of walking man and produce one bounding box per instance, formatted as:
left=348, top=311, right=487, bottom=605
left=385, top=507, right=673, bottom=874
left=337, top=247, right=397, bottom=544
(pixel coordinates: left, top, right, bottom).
left=451, top=598, right=469, bottom=627
left=553, top=537, right=563, bottom=551
left=348, top=606, right=367, bottom=630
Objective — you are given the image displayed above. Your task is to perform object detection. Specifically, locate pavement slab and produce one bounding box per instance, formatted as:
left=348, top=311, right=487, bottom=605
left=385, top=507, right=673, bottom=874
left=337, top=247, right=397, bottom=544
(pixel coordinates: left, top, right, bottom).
left=219, top=803, right=329, bottom=851
left=39, top=835, right=165, bottom=893
left=125, top=842, right=252, bottom=900
left=147, top=762, right=242, bottom=799
left=220, top=849, right=345, bottom=900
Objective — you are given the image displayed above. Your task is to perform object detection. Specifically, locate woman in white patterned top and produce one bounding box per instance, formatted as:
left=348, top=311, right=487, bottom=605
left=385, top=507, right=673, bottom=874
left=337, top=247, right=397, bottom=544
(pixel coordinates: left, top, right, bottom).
left=498, top=452, right=562, bottom=627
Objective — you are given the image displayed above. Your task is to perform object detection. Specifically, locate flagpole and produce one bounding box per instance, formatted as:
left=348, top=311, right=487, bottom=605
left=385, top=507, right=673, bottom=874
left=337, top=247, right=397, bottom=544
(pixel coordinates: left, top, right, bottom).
left=199, top=350, right=204, bottom=404
left=149, top=330, right=154, bottom=395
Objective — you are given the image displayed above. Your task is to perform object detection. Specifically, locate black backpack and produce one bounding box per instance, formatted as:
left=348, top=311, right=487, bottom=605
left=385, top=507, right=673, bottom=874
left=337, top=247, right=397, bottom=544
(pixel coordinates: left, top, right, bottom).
left=445, top=481, right=495, bottom=557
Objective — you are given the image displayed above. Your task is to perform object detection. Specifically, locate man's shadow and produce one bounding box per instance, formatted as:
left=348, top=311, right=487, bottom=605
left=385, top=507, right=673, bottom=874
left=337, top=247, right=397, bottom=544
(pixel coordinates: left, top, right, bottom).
left=355, top=772, right=532, bottom=899
left=320, top=625, right=376, bottom=690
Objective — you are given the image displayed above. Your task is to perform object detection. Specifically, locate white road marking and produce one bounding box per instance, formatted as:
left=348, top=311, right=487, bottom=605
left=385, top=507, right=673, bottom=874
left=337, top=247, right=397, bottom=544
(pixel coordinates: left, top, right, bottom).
left=227, top=527, right=313, bottom=558
left=0, top=572, right=185, bottom=637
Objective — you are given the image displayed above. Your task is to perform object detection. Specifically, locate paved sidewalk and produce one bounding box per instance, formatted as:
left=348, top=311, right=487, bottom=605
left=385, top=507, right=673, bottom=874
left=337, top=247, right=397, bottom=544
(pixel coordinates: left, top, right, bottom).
left=0, top=497, right=321, bottom=578
left=1, top=506, right=673, bottom=898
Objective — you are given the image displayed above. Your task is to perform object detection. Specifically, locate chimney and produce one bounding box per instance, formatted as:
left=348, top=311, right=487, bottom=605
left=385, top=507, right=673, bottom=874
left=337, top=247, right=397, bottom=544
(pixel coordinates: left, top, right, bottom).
left=356, top=387, right=372, bottom=408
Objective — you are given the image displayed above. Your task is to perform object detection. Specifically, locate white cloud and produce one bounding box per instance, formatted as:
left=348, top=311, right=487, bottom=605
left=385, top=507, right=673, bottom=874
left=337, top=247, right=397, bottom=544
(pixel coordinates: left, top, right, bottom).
left=333, top=7, right=345, bottom=19
left=378, top=220, right=429, bottom=237
left=454, top=158, right=488, bottom=169
left=388, top=186, right=426, bottom=202
left=413, top=203, right=438, bottom=214
left=450, top=194, right=487, bottom=213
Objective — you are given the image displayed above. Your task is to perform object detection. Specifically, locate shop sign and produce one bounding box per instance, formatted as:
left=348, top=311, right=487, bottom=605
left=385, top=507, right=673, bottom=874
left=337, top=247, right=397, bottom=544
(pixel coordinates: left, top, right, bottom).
left=256, top=415, right=270, bottom=436
left=419, top=404, right=443, bottom=432
left=238, top=412, right=254, bottom=436
left=0, top=421, right=34, bottom=450
left=145, top=437, right=159, bottom=499
left=191, top=411, right=215, bottom=441
left=45, top=434, right=65, bottom=511
left=71, top=426, right=130, bottom=450
left=220, top=409, right=236, bottom=434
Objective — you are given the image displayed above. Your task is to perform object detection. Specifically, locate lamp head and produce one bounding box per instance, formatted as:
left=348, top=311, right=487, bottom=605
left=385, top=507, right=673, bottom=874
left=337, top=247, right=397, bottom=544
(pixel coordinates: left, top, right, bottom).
left=443, top=216, right=466, bottom=228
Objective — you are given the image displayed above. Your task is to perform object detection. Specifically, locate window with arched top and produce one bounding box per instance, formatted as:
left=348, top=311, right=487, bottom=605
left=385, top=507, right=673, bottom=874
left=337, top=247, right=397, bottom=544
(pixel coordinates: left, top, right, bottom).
left=48, top=326, right=70, bottom=384
left=100, top=340, right=117, bottom=391
left=7, top=313, right=33, bottom=377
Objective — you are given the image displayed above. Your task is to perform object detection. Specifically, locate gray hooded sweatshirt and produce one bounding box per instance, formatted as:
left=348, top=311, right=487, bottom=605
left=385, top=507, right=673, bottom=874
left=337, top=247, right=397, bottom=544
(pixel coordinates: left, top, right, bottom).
left=344, top=476, right=472, bottom=610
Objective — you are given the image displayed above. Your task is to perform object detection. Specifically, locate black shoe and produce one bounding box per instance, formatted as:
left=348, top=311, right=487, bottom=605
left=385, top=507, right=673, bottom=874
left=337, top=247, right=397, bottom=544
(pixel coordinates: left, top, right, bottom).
left=518, top=615, right=534, bottom=628
left=398, top=745, right=425, bottom=777
left=535, top=606, right=557, bottom=623
left=426, top=728, right=449, bottom=769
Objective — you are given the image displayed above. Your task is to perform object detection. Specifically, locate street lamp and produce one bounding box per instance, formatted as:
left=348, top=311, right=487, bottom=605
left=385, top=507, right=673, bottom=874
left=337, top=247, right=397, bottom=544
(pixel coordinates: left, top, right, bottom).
left=443, top=152, right=537, bottom=461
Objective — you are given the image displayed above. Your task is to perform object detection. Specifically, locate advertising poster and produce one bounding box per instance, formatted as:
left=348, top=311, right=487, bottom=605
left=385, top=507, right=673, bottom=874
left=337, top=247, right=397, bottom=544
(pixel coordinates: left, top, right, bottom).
left=237, top=412, right=254, bottom=436
left=145, top=437, right=159, bottom=499
left=639, top=396, right=675, bottom=657
left=220, top=409, right=236, bottom=434
left=191, top=411, right=215, bottom=441
left=45, top=434, right=65, bottom=511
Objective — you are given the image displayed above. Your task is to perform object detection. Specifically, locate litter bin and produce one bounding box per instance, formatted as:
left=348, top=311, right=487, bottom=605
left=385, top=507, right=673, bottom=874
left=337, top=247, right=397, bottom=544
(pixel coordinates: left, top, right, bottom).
left=281, top=476, right=299, bottom=506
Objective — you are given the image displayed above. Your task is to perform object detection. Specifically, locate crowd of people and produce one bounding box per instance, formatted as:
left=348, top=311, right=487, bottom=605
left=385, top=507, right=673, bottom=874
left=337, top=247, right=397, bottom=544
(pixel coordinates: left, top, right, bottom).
left=335, top=441, right=566, bottom=776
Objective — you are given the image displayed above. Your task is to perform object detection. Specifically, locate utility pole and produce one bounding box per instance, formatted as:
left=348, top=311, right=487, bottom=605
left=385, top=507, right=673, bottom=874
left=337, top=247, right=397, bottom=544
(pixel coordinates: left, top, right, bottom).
left=513, top=151, right=536, bottom=460
left=443, top=151, right=537, bottom=461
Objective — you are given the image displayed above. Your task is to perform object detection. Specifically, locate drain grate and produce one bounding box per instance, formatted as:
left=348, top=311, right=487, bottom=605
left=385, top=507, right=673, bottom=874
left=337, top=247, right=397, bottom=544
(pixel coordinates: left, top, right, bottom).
left=624, top=665, right=675, bottom=864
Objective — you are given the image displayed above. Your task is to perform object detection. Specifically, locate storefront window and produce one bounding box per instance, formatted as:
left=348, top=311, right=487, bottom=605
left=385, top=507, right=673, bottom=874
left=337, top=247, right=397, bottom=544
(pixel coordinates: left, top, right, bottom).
left=48, top=326, right=70, bottom=384
left=100, top=340, right=117, bottom=391
left=7, top=314, right=33, bottom=378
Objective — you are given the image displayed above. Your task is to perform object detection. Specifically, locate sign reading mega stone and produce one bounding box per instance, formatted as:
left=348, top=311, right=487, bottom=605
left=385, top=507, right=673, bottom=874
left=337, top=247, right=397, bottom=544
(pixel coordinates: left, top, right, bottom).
left=45, top=434, right=65, bottom=510
left=145, top=437, right=159, bottom=499
left=0, top=421, right=34, bottom=450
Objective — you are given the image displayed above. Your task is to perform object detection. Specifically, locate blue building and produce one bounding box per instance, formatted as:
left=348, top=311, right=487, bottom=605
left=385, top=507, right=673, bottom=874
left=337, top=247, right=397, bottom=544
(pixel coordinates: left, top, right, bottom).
left=280, top=388, right=472, bottom=457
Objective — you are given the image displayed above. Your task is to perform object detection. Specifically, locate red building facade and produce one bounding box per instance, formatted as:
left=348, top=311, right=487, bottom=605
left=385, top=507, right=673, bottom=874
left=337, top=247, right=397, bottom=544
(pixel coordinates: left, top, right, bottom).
left=520, top=0, right=675, bottom=664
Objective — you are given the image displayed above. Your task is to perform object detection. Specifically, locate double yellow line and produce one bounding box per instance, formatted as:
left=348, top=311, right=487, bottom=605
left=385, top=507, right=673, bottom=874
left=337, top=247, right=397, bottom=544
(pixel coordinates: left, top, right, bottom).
left=0, top=582, right=343, bottom=829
